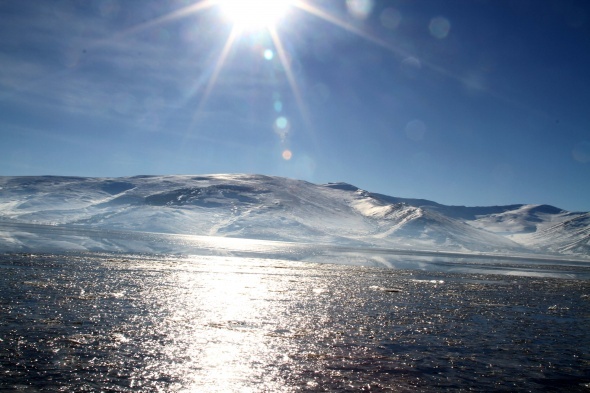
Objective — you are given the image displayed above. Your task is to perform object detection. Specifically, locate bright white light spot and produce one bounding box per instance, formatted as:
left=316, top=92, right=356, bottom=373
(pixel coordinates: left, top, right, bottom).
left=263, top=49, right=274, bottom=60
left=218, top=0, right=292, bottom=30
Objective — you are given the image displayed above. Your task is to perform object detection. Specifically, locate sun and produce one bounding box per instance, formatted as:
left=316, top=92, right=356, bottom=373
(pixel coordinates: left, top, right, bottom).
left=217, top=0, right=292, bottom=31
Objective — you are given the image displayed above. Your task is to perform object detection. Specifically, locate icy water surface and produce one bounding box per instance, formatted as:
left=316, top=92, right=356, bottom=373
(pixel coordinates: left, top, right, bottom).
left=1, top=252, right=590, bottom=392
left=3, top=221, right=590, bottom=279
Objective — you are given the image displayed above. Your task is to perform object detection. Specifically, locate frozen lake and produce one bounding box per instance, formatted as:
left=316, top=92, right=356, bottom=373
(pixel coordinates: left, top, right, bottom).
left=1, top=249, right=590, bottom=392
left=2, top=221, right=590, bottom=279
left=1, top=224, right=590, bottom=391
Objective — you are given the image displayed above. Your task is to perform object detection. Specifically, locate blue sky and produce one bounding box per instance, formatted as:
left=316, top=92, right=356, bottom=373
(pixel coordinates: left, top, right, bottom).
left=1, top=0, right=589, bottom=211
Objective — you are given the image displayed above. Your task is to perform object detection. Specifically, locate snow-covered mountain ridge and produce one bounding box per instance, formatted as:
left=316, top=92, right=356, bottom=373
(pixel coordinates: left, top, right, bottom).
left=0, top=174, right=588, bottom=257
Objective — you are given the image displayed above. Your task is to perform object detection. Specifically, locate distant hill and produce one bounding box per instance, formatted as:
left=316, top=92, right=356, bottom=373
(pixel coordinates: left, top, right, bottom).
left=0, top=174, right=587, bottom=257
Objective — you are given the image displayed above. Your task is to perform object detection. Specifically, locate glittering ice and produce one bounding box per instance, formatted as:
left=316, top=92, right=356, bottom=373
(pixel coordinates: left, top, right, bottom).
left=1, top=253, right=589, bottom=391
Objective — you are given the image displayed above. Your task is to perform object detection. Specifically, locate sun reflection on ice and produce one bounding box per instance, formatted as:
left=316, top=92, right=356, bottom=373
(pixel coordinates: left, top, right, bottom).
left=136, top=256, right=293, bottom=391
left=187, top=262, right=271, bottom=389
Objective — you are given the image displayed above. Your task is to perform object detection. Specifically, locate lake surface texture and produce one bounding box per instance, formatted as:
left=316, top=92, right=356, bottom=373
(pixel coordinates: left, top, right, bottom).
left=1, top=250, right=590, bottom=392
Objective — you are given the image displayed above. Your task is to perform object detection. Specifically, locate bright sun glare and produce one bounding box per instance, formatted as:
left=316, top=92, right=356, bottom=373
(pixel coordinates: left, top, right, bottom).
left=217, top=0, right=292, bottom=30
left=132, top=0, right=400, bottom=145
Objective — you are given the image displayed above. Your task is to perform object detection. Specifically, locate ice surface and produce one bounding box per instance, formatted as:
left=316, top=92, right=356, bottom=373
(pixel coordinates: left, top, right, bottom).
left=1, top=253, right=589, bottom=391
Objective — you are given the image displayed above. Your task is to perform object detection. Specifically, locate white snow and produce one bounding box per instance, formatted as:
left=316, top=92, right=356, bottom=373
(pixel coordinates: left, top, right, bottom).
left=0, top=174, right=587, bottom=258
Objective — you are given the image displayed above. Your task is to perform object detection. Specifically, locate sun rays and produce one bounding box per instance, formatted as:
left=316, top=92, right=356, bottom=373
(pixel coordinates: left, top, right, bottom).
left=195, top=0, right=307, bottom=126
left=116, top=0, right=406, bottom=121
left=111, top=0, right=421, bottom=162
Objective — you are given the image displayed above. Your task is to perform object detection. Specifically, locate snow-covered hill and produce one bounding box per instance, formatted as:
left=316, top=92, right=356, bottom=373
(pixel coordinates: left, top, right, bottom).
left=0, top=174, right=587, bottom=257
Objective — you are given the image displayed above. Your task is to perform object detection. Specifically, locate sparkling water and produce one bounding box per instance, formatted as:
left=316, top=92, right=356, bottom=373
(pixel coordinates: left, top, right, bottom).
left=1, top=252, right=589, bottom=391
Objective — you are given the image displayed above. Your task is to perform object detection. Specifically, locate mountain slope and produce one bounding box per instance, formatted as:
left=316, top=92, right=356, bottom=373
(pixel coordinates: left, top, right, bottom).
left=0, top=175, right=587, bottom=257
left=516, top=213, right=590, bottom=255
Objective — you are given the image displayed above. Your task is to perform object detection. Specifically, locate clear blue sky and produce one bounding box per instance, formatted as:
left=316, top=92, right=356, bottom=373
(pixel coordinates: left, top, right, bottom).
left=1, top=0, right=589, bottom=211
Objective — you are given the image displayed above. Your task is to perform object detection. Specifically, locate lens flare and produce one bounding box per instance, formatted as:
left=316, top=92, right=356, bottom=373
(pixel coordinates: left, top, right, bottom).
left=275, top=116, right=288, bottom=129
left=380, top=8, right=401, bottom=30
left=274, top=116, right=290, bottom=142
left=273, top=100, right=283, bottom=112
left=282, top=149, right=293, bottom=160
left=263, top=49, right=274, bottom=60
left=429, top=16, right=451, bottom=39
